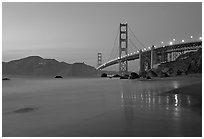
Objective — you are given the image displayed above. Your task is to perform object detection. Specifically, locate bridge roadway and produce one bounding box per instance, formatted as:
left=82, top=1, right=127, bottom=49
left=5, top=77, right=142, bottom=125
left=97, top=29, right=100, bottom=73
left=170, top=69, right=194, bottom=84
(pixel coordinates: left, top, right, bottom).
left=97, top=41, right=202, bottom=70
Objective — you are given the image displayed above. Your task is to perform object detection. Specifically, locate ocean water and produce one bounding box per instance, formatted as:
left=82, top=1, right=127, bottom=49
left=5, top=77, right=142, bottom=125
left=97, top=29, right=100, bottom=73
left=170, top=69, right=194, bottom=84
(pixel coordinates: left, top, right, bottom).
left=2, top=76, right=202, bottom=137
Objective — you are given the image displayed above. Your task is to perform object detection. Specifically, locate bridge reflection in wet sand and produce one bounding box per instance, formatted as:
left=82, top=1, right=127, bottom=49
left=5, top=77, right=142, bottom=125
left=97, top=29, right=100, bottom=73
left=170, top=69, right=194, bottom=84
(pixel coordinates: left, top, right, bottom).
left=120, top=79, right=201, bottom=137
left=2, top=78, right=201, bottom=137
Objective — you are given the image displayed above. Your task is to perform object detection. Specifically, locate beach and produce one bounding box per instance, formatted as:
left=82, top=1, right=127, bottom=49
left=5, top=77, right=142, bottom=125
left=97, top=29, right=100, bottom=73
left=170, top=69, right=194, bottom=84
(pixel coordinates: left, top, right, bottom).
left=2, top=74, right=202, bottom=137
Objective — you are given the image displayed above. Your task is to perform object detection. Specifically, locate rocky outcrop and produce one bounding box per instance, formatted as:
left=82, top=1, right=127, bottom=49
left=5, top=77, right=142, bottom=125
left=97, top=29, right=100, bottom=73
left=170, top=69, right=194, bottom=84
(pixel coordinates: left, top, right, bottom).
left=156, top=48, right=202, bottom=76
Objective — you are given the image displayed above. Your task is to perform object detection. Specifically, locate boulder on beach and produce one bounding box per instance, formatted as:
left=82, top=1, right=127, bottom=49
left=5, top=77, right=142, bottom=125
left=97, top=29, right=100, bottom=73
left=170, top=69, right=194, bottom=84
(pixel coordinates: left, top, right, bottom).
left=112, top=74, right=120, bottom=78
left=101, top=73, right=107, bottom=77
left=120, top=76, right=128, bottom=79
left=2, top=77, right=10, bottom=80
left=130, top=72, right=140, bottom=79
left=55, top=75, right=63, bottom=78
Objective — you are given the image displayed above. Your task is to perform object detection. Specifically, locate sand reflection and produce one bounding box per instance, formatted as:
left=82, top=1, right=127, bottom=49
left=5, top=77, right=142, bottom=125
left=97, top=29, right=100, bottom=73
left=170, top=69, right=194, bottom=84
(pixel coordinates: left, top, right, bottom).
left=120, top=80, right=196, bottom=121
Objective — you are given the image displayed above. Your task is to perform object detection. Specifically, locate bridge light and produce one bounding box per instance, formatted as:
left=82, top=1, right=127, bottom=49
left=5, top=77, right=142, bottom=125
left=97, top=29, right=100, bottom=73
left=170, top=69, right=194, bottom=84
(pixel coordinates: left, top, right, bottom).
left=173, top=39, right=176, bottom=41
left=118, top=57, right=120, bottom=59
left=190, top=36, right=193, bottom=39
left=163, top=46, right=165, bottom=47
left=130, top=53, right=132, bottom=55
left=169, top=42, right=173, bottom=45
left=148, top=47, right=151, bottom=49
left=144, top=48, right=146, bottom=51
left=182, top=40, right=184, bottom=43
left=199, top=37, right=202, bottom=40
left=161, top=41, right=164, bottom=44
left=137, top=51, right=139, bottom=53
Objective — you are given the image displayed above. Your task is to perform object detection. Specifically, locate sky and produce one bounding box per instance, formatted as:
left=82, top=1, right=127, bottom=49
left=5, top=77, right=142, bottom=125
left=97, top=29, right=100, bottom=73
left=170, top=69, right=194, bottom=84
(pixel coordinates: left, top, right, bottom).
left=2, top=2, right=202, bottom=72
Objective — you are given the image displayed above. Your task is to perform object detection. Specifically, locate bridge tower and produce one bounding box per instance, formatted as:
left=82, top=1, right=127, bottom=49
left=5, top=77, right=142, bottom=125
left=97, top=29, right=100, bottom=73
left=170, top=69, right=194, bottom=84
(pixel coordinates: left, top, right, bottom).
left=97, top=52, right=102, bottom=67
left=119, top=23, right=128, bottom=76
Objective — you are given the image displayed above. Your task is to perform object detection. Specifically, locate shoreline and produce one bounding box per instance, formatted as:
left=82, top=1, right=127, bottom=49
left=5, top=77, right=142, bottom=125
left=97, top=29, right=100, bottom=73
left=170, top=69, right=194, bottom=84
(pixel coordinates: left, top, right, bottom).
left=137, top=73, right=202, bottom=81
left=138, top=74, right=202, bottom=114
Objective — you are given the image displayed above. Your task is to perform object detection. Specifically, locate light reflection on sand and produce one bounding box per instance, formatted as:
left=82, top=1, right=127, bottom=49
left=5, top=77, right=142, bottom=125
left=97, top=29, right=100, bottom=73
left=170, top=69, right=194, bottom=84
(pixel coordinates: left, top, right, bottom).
left=3, top=77, right=202, bottom=137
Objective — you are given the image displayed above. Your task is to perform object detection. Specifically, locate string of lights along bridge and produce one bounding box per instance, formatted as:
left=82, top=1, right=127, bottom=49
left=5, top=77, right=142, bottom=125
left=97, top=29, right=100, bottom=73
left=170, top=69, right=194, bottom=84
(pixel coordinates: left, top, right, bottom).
left=97, top=23, right=202, bottom=76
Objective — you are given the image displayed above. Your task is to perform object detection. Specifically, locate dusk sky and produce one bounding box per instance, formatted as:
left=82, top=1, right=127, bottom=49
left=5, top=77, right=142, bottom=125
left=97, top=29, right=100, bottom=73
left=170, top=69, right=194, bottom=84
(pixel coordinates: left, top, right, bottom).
left=2, top=2, right=202, bottom=71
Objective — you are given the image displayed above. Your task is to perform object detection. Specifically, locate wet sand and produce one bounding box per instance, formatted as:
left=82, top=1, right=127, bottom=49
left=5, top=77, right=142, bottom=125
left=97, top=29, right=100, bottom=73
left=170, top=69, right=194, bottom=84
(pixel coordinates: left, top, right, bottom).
left=2, top=75, right=202, bottom=137
left=164, top=82, right=202, bottom=115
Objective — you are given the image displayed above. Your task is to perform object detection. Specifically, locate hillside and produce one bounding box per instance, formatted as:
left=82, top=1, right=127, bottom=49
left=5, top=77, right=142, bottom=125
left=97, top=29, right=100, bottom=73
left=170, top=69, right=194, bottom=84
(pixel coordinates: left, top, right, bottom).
left=2, top=56, right=97, bottom=77
left=156, top=48, right=202, bottom=76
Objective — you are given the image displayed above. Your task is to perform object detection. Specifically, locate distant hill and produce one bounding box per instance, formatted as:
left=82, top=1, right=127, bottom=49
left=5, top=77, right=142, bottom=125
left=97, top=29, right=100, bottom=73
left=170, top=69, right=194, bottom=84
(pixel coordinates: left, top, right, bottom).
left=2, top=56, right=97, bottom=77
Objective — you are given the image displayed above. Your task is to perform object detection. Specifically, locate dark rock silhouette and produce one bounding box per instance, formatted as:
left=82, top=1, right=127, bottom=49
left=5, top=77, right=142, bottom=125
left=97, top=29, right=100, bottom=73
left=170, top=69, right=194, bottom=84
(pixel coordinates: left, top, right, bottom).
left=55, top=75, right=63, bottom=78
left=120, top=76, right=128, bottom=79
left=130, top=72, right=140, bottom=79
left=176, top=70, right=182, bottom=75
left=140, top=71, right=147, bottom=78
left=120, top=74, right=129, bottom=79
left=2, top=77, right=10, bottom=80
left=112, top=74, right=120, bottom=78
left=2, top=56, right=97, bottom=77
left=158, top=71, right=169, bottom=78
left=146, top=76, right=151, bottom=79
left=101, top=73, right=107, bottom=77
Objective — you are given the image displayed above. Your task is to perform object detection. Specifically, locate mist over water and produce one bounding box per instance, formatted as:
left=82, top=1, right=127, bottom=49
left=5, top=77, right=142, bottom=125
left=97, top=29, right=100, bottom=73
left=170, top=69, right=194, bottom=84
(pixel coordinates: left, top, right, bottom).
left=2, top=77, right=201, bottom=137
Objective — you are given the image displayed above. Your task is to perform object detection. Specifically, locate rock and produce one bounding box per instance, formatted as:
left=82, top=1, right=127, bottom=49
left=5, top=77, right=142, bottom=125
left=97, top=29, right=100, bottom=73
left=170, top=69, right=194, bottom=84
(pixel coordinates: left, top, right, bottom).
left=176, top=70, right=182, bottom=76
left=146, top=76, right=151, bottom=79
left=101, top=73, right=107, bottom=77
left=55, top=75, right=63, bottom=78
left=158, top=71, right=169, bottom=78
left=147, top=70, right=157, bottom=77
left=130, top=72, right=140, bottom=79
left=140, top=71, right=147, bottom=78
left=112, top=74, right=120, bottom=78
left=120, top=76, right=128, bottom=79
left=2, top=77, right=10, bottom=80
left=157, top=48, right=202, bottom=76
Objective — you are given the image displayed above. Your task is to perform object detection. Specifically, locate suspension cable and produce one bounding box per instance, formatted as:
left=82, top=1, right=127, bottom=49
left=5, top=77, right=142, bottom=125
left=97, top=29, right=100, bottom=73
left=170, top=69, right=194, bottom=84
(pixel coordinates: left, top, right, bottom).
left=129, top=39, right=139, bottom=51
left=128, top=26, right=146, bottom=49
left=113, top=47, right=119, bottom=60
left=108, top=26, right=120, bottom=61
